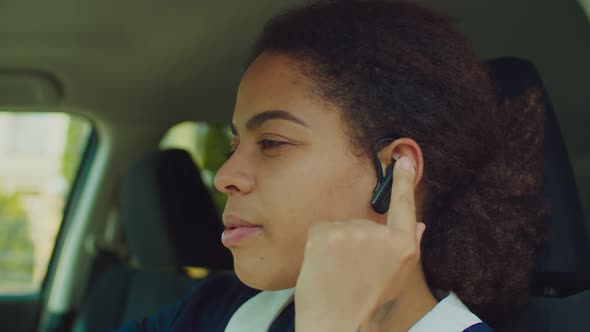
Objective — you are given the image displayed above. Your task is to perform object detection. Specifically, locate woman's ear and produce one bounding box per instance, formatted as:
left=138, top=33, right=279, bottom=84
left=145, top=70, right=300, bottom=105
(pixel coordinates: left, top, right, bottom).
left=377, top=138, right=424, bottom=186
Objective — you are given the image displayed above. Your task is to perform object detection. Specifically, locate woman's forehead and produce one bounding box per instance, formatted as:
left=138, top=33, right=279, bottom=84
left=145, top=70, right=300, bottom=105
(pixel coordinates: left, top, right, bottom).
left=232, top=53, right=338, bottom=133
left=237, top=53, right=312, bottom=104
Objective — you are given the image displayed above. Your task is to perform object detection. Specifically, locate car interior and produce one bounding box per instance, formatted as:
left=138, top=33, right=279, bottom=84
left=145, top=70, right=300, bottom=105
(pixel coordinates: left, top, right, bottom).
left=0, top=1, right=588, bottom=331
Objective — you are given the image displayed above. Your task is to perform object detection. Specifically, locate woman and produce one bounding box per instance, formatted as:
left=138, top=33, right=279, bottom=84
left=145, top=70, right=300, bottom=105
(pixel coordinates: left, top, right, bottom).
left=117, top=0, right=547, bottom=331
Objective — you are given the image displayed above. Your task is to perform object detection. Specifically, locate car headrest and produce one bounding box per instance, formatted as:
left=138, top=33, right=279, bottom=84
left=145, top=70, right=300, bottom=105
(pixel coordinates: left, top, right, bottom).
left=484, top=57, right=590, bottom=295
left=121, top=148, right=233, bottom=270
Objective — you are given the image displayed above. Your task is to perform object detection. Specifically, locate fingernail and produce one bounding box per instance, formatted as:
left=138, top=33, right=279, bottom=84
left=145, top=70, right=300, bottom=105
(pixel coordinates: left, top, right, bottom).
left=398, top=156, right=416, bottom=173
left=418, top=222, right=426, bottom=233
left=417, top=222, right=426, bottom=241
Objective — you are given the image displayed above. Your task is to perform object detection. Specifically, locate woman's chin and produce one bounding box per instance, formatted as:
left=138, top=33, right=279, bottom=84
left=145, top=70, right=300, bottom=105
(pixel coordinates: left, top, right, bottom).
left=233, top=258, right=298, bottom=291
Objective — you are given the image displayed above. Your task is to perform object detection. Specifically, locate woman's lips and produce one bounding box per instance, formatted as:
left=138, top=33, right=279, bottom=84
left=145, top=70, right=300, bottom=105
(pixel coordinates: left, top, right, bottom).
left=221, top=226, right=262, bottom=247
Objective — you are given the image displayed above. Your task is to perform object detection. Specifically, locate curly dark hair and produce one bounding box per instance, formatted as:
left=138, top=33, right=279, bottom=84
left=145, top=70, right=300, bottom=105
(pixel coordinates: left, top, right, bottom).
left=250, top=0, right=548, bottom=324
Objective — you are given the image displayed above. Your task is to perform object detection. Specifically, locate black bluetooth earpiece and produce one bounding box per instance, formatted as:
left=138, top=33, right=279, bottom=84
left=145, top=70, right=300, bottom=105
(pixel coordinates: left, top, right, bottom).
left=370, top=138, right=397, bottom=214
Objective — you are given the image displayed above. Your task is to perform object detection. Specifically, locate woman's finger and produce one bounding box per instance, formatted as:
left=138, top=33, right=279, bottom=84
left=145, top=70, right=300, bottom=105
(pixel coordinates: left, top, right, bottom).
left=386, top=156, right=417, bottom=234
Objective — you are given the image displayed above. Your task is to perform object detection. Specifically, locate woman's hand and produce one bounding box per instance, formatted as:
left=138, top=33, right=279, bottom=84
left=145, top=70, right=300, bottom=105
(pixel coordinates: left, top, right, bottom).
left=294, top=156, right=426, bottom=332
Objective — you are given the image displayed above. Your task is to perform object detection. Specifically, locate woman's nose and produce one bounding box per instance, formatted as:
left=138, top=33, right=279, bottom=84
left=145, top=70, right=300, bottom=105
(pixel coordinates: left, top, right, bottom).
left=214, top=154, right=254, bottom=196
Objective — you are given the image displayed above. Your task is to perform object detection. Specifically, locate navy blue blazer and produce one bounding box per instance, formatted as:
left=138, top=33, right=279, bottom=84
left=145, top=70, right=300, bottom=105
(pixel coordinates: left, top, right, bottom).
left=114, top=274, right=493, bottom=332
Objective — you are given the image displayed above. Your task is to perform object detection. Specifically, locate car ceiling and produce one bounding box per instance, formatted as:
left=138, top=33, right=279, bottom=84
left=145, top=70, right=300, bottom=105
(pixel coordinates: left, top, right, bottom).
left=0, top=0, right=588, bottom=206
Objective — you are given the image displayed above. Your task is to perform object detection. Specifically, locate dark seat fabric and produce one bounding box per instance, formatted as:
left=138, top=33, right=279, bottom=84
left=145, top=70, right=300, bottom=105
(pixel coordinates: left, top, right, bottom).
left=73, top=149, right=233, bottom=332
left=548, top=289, right=590, bottom=331
left=121, top=148, right=232, bottom=270
left=485, top=57, right=590, bottom=331
left=73, top=267, right=200, bottom=332
left=494, top=291, right=590, bottom=332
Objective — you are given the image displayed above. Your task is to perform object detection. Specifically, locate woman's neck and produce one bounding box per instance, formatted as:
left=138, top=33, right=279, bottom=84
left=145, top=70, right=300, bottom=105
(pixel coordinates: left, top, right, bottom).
left=362, top=270, right=437, bottom=332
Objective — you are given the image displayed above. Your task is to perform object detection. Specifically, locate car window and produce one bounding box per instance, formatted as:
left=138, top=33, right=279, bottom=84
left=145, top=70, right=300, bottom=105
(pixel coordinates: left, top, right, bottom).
left=160, top=122, right=231, bottom=214
left=0, top=112, right=92, bottom=294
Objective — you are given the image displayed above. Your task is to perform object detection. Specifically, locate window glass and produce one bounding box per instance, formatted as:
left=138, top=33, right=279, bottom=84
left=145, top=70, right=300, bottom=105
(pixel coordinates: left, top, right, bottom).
left=4, top=113, right=51, bottom=156
left=160, top=122, right=231, bottom=214
left=0, top=112, right=92, bottom=294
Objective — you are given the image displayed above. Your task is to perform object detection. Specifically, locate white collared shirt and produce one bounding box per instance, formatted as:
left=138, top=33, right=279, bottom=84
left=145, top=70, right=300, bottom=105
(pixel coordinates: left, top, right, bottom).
left=225, top=289, right=483, bottom=332
left=225, top=288, right=295, bottom=332
left=410, top=292, right=483, bottom=332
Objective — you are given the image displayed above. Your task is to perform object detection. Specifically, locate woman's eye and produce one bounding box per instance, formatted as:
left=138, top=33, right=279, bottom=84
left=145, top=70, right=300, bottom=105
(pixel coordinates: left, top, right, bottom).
left=225, top=140, right=291, bottom=159
left=258, top=139, right=289, bottom=150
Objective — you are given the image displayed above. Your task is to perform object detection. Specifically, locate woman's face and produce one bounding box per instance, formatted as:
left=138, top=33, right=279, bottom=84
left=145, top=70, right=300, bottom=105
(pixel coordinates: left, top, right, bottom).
left=214, top=52, right=386, bottom=290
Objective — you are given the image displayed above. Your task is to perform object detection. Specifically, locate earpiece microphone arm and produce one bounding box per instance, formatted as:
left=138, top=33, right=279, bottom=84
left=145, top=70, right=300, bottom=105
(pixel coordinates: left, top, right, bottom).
left=370, top=138, right=396, bottom=214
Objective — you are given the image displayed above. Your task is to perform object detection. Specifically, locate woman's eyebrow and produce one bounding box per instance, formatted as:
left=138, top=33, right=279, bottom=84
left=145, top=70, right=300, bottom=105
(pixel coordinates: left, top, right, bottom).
left=231, top=110, right=309, bottom=135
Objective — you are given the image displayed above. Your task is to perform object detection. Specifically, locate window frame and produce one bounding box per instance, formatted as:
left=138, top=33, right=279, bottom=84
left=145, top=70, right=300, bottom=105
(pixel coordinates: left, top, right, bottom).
left=39, top=128, right=98, bottom=294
